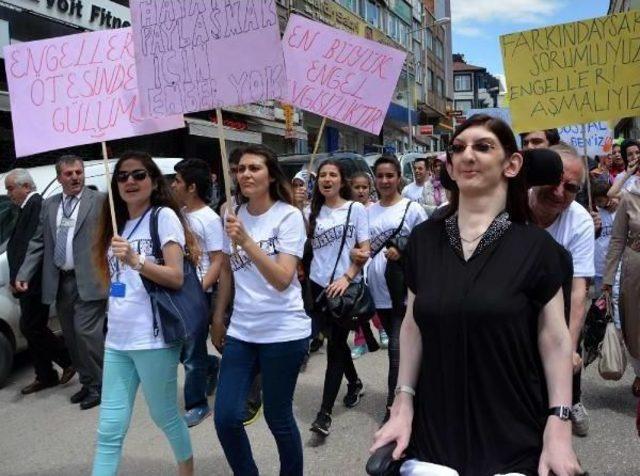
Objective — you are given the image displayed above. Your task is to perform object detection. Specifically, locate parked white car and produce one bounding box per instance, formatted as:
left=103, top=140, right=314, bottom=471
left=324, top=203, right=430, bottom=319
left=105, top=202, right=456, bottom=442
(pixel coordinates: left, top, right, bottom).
left=0, top=158, right=183, bottom=387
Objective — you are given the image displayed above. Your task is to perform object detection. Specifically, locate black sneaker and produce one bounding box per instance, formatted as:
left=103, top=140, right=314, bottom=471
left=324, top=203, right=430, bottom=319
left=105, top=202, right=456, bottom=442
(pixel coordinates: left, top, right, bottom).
left=243, top=398, right=263, bottom=426
left=309, top=337, right=324, bottom=353
left=310, top=411, right=332, bottom=437
left=343, top=379, right=365, bottom=408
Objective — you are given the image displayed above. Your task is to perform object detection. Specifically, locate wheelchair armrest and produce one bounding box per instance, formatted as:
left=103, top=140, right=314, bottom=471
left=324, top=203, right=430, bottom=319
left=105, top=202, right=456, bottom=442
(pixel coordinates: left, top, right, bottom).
left=366, top=442, right=404, bottom=476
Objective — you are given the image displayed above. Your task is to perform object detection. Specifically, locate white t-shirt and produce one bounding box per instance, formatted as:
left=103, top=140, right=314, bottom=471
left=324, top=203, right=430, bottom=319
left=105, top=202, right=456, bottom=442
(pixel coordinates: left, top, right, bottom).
left=186, top=206, right=223, bottom=292
left=309, top=201, right=369, bottom=288
left=105, top=208, right=185, bottom=351
left=224, top=201, right=310, bottom=344
left=594, top=207, right=615, bottom=278
left=367, top=198, right=427, bottom=309
left=401, top=182, right=425, bottom=203
left=545, top=201, right=595, bottom=278
left=613, top=173, right=639, bottom=193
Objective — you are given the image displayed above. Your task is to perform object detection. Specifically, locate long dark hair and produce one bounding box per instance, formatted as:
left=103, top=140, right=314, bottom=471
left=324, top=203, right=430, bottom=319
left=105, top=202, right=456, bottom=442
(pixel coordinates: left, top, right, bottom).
left=445, top=114, right=531, bottom=223
left=94, top=151, right=200, bottom=288
left=235, top=144, right=292, bottom=206
left=308, top=159, right=352, bottom=239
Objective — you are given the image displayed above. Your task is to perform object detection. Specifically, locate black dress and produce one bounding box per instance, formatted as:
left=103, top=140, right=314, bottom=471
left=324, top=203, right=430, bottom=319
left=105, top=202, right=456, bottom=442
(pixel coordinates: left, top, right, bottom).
left=404, top=212, right=571, bottom=476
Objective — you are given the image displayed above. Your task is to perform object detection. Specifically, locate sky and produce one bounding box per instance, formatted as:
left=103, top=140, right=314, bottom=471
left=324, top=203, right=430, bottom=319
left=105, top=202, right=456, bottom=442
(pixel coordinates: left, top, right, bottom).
left=451, top=0, right=611, bottom=81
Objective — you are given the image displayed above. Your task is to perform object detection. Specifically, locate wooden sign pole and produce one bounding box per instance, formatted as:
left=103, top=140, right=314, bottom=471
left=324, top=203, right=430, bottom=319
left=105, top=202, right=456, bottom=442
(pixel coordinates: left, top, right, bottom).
left=581, top=124, right=593, bottom=211
left=101, top=142, right=118, bottom=234
left=216, top=108, right=234, bottom=213
left=308, top=116, right=328, bottom=172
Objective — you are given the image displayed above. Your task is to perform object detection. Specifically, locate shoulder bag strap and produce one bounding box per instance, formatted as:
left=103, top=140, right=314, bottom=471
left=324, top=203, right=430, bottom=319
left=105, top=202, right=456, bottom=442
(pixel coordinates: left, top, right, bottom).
left=149, top=206, right=164, bottom=263
left=370, top=200, right=412, bottom=260
left=328, top=202, right=354, bottom=284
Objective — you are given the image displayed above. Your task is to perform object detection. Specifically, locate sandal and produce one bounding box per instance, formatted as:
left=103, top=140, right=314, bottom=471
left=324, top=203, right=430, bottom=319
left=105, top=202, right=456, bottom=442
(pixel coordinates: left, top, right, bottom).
left=632, top=377, right=640, bottom=397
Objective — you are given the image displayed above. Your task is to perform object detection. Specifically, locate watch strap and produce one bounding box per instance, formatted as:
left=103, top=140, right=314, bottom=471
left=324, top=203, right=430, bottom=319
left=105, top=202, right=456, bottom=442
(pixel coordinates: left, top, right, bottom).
left=548, top=405, right=572, bottom=420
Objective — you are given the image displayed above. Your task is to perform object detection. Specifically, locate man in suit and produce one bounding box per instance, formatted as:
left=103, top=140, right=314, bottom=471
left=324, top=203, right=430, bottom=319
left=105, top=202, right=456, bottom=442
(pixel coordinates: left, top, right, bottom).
left=16, top=156, right=107, bottom=410
left=5, top=169, right=75, bottom=395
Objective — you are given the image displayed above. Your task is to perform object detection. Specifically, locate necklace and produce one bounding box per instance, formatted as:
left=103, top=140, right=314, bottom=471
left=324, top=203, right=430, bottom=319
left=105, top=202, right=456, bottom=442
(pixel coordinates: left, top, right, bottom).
left=460, top=229, right=486, bottom=243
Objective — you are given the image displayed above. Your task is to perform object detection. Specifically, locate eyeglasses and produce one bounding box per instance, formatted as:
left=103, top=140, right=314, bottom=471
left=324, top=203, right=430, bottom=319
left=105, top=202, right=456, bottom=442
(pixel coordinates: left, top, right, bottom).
left=448, top=142, right=497, bottom=155
left=116, top=169, right=149, bottom=183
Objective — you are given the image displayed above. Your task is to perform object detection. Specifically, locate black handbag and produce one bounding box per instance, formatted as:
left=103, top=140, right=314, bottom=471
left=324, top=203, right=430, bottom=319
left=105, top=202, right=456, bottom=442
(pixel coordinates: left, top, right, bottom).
left=383, top=202, right=411, bottom=312
left=140, top=207, right=209, bottom=345
left=315, top=202, right=375, bottom=330
left=583, top=293, right=612, bottom=368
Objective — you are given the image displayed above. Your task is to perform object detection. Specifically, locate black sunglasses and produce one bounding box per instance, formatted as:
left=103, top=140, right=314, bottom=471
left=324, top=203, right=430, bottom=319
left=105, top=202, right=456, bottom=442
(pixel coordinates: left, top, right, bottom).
left=447, top=142, right=496, bottom=155
left=116, top=169, right=149, bottom=183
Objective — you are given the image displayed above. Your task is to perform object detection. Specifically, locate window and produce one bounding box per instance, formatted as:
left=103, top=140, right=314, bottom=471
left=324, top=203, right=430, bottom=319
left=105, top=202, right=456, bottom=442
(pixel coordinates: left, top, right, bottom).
left=425, top=28, right=433, bottom=50
left=365, top=1, right=381, bottom=28
left=387, top=14, right=398, bottom=39
left=455, top=100, right=473, bottom=112
left=435, top=38, right=444, bottom=60
left=455, top=74, right=472, bottom=91
left=427, top=68, right=434, bottom=91
left=398, top=21, right=409, bottom=47
left=436, top=77, right=444, bottom=96
left=339, top=0, right=360, bottom=13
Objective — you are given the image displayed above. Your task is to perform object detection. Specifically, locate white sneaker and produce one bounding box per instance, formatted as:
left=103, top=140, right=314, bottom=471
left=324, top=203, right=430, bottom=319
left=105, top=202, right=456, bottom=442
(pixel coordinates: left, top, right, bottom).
left=571, top=402, right=589, bottom=437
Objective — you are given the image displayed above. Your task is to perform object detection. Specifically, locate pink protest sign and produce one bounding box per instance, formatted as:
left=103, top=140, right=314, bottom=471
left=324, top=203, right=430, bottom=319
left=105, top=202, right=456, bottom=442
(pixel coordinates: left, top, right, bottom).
left=4, top=28, right=185, bottom=158
left=129, top=0, right=286, bottom=116
left=283, top=14, right=406, bottom=135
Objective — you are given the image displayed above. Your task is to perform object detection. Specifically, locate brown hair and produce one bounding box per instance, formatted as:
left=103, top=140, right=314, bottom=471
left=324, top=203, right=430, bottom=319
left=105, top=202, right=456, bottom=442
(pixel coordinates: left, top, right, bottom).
left=93, top=151, right=200, bottom=289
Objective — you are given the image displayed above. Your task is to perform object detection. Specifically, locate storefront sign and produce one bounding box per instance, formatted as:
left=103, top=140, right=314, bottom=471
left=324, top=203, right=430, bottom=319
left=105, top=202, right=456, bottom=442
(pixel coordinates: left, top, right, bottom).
left=283, top=14, right=406, bottom=135
left=293, top=0, right=366, bottom=36
left=2, top=0, right=131, bottom=30
left=501, top=10, right=640, bottom=132
left=4, top=28, right=184, bottom=157
left=130, top=0, right=286, bottom=116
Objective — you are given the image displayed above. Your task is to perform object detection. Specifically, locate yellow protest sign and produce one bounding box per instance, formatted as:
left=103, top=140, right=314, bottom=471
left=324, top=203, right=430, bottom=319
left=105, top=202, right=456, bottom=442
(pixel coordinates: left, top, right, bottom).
left=500, top=10, right=640, bottom=133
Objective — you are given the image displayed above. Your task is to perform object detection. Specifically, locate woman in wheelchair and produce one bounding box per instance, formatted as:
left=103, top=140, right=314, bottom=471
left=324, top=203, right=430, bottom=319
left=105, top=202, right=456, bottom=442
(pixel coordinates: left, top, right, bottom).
left=369, top=115, right=583, bottom=476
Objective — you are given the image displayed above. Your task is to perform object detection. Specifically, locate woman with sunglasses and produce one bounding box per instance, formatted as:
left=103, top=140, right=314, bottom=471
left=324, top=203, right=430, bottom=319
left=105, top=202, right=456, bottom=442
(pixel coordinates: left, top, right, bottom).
left=356, top=155, right=427, bottom=422
left=603, top=138, right=640, bottom=398
left=307, top=160, right=370, bottom=437
left=211, top=145, right=309, bottom=476
left=92, top=152, right=199, bottom=476
left=370, top=115, right=582, bottom=476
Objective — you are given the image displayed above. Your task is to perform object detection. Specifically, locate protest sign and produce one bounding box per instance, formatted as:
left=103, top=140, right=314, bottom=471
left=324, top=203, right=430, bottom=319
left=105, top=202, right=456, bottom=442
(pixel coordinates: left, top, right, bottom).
left=129, top=0, right=286, bottom=116
left=4, top=28, right=184, bottom=157
left=500, top=10, right=640, bottom=133
left=282, top=14, right=406, bottom=135
left=559, top=122, right=614, bottom=158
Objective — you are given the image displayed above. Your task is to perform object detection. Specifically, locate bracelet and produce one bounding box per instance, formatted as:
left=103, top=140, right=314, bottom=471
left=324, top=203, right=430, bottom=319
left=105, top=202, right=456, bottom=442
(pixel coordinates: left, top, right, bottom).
left=343, top=273, right=353, bottom=283
left=394, top=385, right=416, bottom=397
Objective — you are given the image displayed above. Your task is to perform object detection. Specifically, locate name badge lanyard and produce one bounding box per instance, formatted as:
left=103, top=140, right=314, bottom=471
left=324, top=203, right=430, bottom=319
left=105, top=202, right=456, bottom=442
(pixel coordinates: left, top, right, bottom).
left=60, top=195, right=81, bottom=225
left=111, top=208, right=151, bottom=298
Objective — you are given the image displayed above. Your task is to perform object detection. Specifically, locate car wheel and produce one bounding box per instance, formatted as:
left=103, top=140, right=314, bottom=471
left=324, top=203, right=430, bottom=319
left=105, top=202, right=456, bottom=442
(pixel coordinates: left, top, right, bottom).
left=0, top=332, right=14, bottom=389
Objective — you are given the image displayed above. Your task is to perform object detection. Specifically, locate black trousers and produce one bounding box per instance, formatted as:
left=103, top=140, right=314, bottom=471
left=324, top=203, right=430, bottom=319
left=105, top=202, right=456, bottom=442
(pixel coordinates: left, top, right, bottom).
left=573, top=338, right=583, bottom=405
left=310, top=280, right=359, bottom=414
left=377, top=307, right=405, bottom=409
left=18, top=294, right=72, bottom=383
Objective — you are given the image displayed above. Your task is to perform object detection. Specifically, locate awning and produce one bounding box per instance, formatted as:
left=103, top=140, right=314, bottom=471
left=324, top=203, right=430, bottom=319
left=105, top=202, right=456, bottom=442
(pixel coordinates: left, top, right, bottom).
left=186, top=117, right=262, bottom=144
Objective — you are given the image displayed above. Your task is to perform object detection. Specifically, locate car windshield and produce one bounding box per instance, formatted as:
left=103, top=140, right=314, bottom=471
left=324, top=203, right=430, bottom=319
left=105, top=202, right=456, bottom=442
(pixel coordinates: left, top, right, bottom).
left=0, top=196, right=18, bottom=251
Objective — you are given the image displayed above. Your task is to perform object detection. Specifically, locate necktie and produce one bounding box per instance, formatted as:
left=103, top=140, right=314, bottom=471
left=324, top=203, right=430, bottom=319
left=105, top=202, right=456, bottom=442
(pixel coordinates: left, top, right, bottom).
left=54, top=196, right=76, bottom=269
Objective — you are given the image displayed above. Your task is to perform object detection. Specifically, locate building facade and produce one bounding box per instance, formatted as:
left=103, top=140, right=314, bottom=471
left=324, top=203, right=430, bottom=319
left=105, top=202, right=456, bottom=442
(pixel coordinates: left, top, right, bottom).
left=608, top=0, right=640, bottom=140
left=0, top=0, right=452, bottom=174
left=452, top=54, right=501, bottom=119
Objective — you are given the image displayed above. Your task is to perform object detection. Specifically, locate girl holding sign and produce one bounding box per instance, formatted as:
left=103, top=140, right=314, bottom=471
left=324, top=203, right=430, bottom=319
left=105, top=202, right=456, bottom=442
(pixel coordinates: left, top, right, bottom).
left=92, top=152, right=197, bottom=476
left=211, top=145, right=310, bottom=476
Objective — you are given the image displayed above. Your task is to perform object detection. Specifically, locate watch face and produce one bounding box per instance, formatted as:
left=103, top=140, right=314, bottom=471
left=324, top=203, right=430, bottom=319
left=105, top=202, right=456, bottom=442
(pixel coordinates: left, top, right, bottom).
left=561, top=407, right=571, bottom=420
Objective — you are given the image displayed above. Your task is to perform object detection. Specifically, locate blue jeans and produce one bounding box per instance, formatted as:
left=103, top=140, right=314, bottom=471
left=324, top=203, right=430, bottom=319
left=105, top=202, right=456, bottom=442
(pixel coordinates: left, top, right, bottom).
left=93, top=346, right=192, bottom=476
left=214, top=336, right=307, bottom=476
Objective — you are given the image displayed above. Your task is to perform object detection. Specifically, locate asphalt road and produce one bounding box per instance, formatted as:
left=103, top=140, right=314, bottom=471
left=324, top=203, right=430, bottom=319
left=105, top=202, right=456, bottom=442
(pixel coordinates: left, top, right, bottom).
left=1, top=343, right=639, bottom=475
